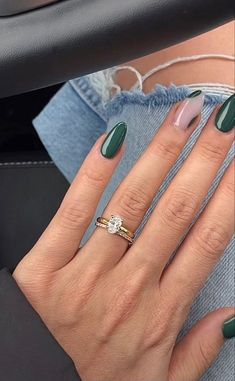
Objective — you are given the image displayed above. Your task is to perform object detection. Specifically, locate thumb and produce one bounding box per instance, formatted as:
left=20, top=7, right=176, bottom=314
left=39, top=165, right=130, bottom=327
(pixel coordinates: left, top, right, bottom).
left=169, top=308, right=235, bottom=381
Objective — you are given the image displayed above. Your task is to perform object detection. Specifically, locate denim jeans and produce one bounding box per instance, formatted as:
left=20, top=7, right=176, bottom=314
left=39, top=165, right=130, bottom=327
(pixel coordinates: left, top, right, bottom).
left=34, top=74, right=234, bottom=381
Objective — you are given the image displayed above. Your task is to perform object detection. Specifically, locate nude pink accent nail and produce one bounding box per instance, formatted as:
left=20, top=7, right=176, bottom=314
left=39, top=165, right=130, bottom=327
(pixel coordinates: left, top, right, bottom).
left=173, top=92, right=205, bottom=130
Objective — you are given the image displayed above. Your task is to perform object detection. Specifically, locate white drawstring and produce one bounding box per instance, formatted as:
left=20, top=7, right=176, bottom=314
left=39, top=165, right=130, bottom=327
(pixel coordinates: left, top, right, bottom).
left=88, top=54, right=235, bottom=102
left=88, top=66, right=143, bottom=102
left=132, top=54, right=235, bottom=91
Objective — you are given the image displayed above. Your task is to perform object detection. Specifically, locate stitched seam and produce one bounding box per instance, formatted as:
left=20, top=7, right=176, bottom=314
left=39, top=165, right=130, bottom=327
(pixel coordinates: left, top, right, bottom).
left=0, top=161, right=54, bottom=167
left=70, top=79, right=107, bottom=122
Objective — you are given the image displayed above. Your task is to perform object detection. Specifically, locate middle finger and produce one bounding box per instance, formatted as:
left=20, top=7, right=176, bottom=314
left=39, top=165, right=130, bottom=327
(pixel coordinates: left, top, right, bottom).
left=125, top=103, right=234, bottom=278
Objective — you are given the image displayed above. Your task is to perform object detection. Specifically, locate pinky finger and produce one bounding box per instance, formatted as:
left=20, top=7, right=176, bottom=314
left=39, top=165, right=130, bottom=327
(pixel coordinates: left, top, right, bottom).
left=169, top=308, right=235, bottom=381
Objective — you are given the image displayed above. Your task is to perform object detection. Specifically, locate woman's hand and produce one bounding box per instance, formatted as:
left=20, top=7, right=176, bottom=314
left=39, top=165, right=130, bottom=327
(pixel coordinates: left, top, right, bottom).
left=13, top=93, right=235, bottom=381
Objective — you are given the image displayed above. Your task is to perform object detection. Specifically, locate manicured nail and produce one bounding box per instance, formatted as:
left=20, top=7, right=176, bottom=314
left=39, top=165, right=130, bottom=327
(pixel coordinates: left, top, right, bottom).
left=101, top=122, right=127, bottom=159
left=174, top=90, right=205, bottom=130
left=215, top=94, right=235, bottom=133
left=223, top=316, right=235, bottom=339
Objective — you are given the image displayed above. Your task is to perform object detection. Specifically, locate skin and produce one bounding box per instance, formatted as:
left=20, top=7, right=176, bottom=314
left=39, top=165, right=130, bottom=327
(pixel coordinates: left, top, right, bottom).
left=13, top=102, right=234, bottom=381
left=116, top=21, right=235, bottom=92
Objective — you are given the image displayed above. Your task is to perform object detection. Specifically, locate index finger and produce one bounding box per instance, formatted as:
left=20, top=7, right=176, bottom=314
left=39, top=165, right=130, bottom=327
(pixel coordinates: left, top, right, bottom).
left=28, top=124, right=126, bottom=270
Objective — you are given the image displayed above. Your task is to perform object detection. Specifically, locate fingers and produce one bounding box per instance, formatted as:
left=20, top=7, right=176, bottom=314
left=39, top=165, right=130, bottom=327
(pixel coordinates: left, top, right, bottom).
left=169, top=308, right=235, bottom=381
left=126, top=106, right=234, bottom=278
left=28, top=133, right=125, bottom=270
left=85, top=92, right=204, bottom=267
left=161, top=161, right=234, bottom=303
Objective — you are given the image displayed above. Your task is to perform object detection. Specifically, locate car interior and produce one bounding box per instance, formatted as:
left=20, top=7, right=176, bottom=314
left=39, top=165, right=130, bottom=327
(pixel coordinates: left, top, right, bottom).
left=0, top=0, right=233, bottom=272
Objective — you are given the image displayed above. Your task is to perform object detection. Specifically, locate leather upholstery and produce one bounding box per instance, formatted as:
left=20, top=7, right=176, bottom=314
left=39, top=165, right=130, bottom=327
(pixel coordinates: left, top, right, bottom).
left=0, top=0, right=58, bottom=16
left=0, top=154, right=69, bottom=271
left=0, top=0, right=233, bottom=98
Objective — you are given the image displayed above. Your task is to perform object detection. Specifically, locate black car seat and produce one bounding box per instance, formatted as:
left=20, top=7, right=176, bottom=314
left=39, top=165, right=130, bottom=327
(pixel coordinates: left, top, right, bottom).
left=0, top=87, right=69, bottom=270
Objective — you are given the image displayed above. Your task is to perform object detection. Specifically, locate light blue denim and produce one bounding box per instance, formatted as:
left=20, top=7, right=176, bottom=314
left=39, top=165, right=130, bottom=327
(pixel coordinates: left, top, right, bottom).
left=34, top=75, right=234, bottom=381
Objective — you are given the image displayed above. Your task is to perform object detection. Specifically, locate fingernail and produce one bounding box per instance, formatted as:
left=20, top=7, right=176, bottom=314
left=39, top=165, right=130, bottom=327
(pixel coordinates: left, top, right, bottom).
left=215, top=94, right=235, bottom=133
left=223, top=315, right=235, bottom=339
left=174, top=90, right=205, bottom=130
left=101, top=122, right=127, bottom=159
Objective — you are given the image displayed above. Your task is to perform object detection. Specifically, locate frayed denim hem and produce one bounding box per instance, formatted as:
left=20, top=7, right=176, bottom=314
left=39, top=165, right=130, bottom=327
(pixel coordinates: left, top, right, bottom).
left=104, top=84, right=226, bottom=118
left=71, top=77, right=227, bottom=121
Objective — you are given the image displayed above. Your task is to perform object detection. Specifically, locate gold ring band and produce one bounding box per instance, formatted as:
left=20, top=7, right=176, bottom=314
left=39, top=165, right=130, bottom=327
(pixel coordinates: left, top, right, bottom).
left=95, top=215, right=135, bottom=244
left=97, top=217, right=135, bottom=239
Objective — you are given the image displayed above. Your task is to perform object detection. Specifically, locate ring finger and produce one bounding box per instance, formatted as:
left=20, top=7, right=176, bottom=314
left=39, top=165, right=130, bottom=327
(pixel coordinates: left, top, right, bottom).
left=83, top=91, right=205, bottom=266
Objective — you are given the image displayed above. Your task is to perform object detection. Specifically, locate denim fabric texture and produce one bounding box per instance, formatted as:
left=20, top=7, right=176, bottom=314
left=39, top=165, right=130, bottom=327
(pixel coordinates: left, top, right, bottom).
left=34, top=75, right=234, bottom=381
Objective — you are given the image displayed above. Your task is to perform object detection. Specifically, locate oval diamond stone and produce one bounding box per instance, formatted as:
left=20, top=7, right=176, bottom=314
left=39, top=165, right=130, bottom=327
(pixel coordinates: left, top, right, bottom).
left=107, top=215, right=123, bottom=234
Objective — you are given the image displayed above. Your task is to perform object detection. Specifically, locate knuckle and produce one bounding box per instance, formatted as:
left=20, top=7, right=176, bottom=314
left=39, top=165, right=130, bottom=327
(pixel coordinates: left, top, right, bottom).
left=58, top=202, right=92, bottom=230
left=198, top=140, right=225, bottom=163
left=222, top=179, right=234, bottom=198
left=99, top=277, right=143, bottom=343
left=144, top=300, right=179, bottom=350
left=198, top=340, right=214, bottom=370
left=111, top=287, right=139, bottom=318
left=152, top=139, right=181, bottom=162
left=81, top=166, right=107, bottom=190
left=194, top=223, right=229, bottom=258
left=75, top=267, right=102, bottom=308
left=160, top=189, right=198, bottom=229
left=117, top=185, right=149, bottom=221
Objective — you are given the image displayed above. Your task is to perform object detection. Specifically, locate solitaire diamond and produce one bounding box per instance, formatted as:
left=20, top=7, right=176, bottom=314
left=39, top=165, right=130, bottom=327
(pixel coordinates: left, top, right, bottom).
left=107, top=215, right=123, bottom=234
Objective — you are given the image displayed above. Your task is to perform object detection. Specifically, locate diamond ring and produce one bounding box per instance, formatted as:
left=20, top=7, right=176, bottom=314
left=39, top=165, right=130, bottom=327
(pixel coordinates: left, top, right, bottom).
left=95, top=215, right=135, bottom=244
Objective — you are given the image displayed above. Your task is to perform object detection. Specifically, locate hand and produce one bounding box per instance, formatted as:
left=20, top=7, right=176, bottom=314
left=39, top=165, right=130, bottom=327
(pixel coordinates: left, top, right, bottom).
left=13, top=96, right=234, bottom=381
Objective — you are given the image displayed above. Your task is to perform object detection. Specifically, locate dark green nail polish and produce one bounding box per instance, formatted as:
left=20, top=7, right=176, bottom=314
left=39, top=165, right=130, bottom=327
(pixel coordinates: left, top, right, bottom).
left=188, top=90, right=202, bottom=98
left=223, top=316, right=235, bottom=339
left=215, top=94, right=235, bottom=133
left=101, top=122, right=127, bottom=159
